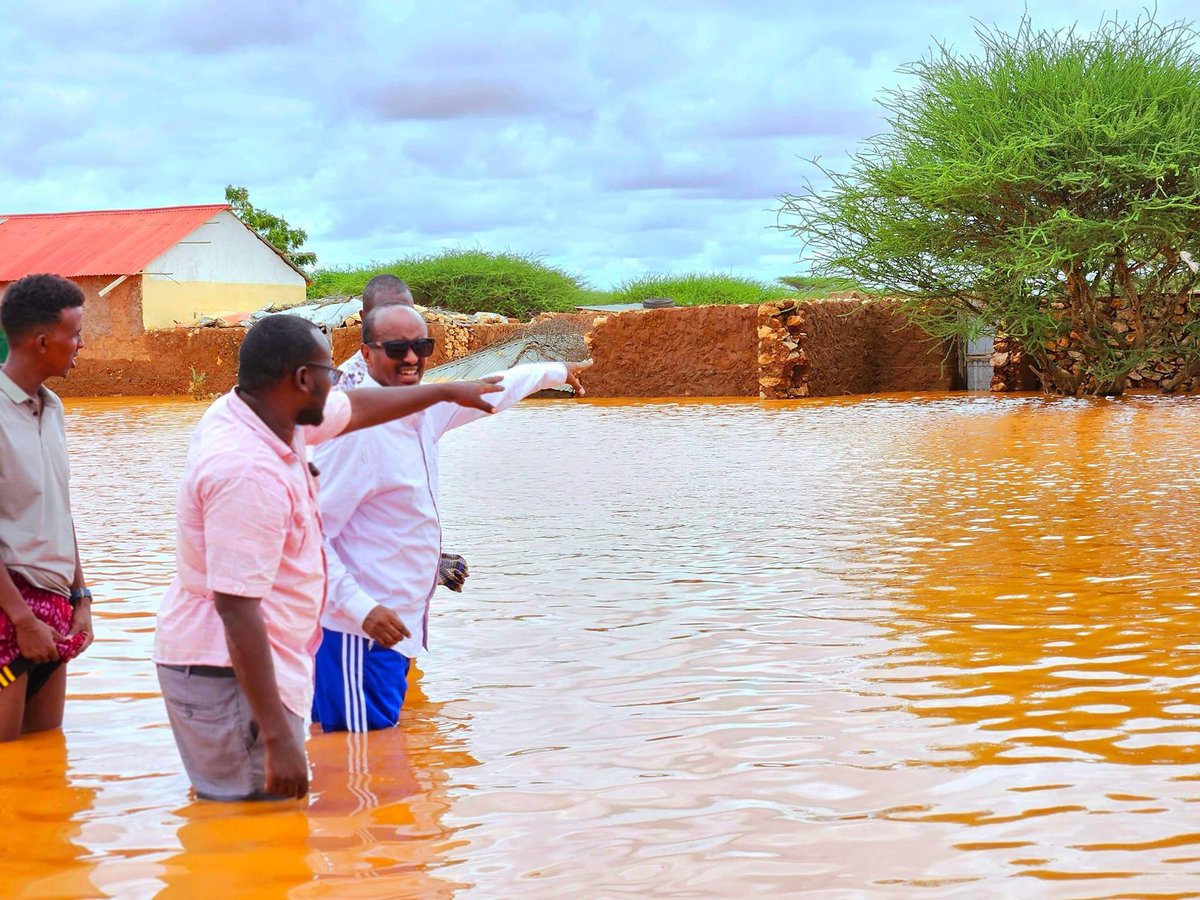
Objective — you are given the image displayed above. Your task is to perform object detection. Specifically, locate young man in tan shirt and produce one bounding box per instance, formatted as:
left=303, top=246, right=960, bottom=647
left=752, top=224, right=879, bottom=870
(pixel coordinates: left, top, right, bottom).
left=0, top=273, right=95, bottom=742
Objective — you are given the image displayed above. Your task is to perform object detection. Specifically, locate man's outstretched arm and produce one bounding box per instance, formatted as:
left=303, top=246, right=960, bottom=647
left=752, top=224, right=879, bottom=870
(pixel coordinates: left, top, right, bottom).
left=431, top=360, right=593, bottom=436
left=341, top=379, right=503, bottom=435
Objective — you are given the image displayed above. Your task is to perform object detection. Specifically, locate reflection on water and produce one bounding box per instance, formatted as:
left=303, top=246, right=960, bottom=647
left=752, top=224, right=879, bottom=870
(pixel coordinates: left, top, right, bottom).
left=7, top=392, right=1200, bottom=895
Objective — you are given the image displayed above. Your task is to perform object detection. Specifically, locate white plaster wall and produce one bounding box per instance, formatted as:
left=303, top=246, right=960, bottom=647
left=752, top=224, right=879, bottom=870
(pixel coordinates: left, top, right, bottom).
left=145, top=210, right=306, bottom=287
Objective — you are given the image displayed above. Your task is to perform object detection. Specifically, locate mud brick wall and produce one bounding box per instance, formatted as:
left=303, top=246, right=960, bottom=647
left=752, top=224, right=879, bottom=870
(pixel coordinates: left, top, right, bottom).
left=50, top=299, right=955, bottom=399
left=756, top=298, right=954, bottom=398
left=801, top=300, right=953, bottom=396
left=53, top=314, right=534, bottom=398
left=583, top=305, right=759, bottom=397
left=52, top=327, right=246, bottom=397
left=0, top=275, right=148, bottom=362
left=333, top=320, right=534, bottom=369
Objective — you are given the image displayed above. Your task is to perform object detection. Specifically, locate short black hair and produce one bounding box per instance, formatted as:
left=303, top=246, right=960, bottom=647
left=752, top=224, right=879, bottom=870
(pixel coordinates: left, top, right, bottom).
left=362, top=303, right=424, bottom=343
left=238, top=314, right=326, bottom=392
left=0, top=273, right=85, bottom=343
left=362, top=274, right=411, bottom=308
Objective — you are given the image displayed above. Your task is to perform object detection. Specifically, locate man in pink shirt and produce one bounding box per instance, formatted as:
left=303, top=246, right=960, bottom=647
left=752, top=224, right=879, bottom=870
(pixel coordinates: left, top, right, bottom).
left=154, top=314, right=500, bottom=801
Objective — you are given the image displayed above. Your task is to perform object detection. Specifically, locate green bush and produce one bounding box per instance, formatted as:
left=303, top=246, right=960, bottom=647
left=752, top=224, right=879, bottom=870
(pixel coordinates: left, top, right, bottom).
left=610, top=273, right=788, bottom=307
left=308, top=249, right=588, bottom=319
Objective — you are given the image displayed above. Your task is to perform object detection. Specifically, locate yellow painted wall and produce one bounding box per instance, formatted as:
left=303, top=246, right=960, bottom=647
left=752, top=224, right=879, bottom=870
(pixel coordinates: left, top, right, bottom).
left=141, top=280, right=305, bottom=330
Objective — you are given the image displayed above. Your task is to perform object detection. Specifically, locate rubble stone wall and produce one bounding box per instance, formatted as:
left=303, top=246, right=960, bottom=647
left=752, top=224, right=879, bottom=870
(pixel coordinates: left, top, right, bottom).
left=989, top=297, right=1200, bottom=393
left=757, top=302, right=810, bottom=399
left=989, top=337, right=1040, bottom=392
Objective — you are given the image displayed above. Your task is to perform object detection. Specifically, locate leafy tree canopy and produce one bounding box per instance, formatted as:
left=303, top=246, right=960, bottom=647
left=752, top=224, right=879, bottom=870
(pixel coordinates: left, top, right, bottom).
left=225, top=185, right=317, bottom=271
left=778, top=14, right=1200, bottom=395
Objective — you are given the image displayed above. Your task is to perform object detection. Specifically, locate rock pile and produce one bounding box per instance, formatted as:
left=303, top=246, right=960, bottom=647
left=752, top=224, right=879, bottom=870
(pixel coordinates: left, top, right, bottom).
left=757, top=301, right=810, bottom=399
left=989, top=336, right=1029, bottom=392
left=995, top=295, right=1200, bottom=393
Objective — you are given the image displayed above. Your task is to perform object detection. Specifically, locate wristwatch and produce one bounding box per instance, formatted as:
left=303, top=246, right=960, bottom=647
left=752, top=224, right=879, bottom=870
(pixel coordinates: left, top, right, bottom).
left=69, top=586, right=92, bottom=606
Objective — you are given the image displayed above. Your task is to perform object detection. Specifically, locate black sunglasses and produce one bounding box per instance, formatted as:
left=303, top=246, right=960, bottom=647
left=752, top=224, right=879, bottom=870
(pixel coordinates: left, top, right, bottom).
left=367, top=338, right=436, bottom=360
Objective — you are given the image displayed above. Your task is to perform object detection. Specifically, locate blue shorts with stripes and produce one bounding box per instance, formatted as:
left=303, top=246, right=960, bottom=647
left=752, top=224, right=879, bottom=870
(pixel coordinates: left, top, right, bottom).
left=311, top=628, right=412, bottom=733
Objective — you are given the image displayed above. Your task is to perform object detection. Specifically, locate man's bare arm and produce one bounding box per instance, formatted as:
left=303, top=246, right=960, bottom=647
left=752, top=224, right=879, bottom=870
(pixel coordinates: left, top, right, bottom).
left=68, top=526, right=93, bottom=652
left=213, top=592, right=307, bottom=799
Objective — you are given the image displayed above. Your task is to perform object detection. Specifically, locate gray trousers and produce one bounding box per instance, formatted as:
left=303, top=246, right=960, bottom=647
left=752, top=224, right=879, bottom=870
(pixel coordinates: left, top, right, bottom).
left=157, top=663, right=306, bottom=802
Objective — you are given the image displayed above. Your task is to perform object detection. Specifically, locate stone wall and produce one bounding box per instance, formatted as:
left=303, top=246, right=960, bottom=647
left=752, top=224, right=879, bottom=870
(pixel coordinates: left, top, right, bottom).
left=989, top=336, right=1040, bottom=392
left=583, top=305, right=759, bottom=397
left=990, top=296, right=1200, bottom=394
left=757, top=302, right=810, bottom=399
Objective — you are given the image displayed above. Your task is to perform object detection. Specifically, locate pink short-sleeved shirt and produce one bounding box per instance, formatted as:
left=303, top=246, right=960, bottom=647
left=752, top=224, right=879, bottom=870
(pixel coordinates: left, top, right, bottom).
left=153, top=388, right=352, bottom=717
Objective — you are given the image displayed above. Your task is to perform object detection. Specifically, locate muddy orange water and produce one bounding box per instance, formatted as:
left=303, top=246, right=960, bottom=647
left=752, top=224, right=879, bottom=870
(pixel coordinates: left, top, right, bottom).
left=7, top=392, right=1200, bottom=896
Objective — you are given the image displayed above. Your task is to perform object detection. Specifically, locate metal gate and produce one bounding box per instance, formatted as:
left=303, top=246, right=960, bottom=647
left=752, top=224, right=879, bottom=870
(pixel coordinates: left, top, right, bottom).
left=964, top=332, right=994, bottom=391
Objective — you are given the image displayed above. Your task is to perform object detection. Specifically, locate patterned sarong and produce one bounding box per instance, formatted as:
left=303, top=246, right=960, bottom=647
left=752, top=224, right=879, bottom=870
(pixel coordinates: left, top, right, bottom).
left=0, top=569, right=87, bottom=688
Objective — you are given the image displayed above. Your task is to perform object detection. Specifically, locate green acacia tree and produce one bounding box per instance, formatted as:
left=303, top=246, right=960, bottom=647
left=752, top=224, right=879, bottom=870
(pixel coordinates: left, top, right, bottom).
left=224, top=185, right=317, bottom=270
left=778, top=15, right=1200, bottom=396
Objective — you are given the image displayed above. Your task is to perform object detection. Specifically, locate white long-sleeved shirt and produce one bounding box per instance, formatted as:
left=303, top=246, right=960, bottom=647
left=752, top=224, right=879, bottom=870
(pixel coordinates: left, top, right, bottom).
left=312, top=361, right=570, bottom=657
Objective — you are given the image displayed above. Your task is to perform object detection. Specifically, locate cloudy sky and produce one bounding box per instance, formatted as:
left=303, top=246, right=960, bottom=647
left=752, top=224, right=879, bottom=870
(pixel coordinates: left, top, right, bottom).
left=1, top=1, right=1195, bottom=288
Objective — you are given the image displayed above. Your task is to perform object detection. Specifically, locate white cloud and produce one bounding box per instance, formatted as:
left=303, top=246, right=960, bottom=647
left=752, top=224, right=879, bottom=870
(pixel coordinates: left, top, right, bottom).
left=0, top=0, right=1195, bottom=287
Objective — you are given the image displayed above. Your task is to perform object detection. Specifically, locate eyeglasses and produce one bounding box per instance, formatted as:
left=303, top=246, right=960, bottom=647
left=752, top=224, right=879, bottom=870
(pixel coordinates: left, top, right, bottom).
left=366, top=338, right=436, bottom=360
left=304, top=363, right=347, bottom=387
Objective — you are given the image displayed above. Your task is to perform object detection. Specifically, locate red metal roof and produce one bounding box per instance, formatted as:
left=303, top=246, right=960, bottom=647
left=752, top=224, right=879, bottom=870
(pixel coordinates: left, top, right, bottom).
left=0, top=205, right=228, bottom=281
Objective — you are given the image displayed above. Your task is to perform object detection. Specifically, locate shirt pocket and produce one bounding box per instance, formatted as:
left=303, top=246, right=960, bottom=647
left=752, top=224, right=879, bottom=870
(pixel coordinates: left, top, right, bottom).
left=288, top=505, right=317, bottom=555
left=168, top=673, right=239, bottom=725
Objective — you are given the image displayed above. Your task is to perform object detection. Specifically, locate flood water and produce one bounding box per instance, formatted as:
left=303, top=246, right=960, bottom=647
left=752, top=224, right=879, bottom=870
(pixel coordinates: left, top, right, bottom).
left=6, top=392, right=1200, bottom=897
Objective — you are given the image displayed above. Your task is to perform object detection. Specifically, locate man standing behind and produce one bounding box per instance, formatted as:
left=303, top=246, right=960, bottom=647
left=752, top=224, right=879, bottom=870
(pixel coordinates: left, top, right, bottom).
left=0, top=274, right=94, bottom=742
left=311, top=304, right=590, bottom=732
left=339, top=274, right=413, bottom=388
left=153, top=314, right=501, bottom=801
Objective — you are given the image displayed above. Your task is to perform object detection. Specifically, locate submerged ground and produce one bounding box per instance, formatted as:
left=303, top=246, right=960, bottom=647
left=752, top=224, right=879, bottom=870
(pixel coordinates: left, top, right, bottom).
left=5, top=393, right=1200, bottom=897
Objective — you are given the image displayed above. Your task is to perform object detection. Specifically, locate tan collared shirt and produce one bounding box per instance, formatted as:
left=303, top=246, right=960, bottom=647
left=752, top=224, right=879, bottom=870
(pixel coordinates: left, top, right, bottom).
left=0, top=369, right=76, bottom=596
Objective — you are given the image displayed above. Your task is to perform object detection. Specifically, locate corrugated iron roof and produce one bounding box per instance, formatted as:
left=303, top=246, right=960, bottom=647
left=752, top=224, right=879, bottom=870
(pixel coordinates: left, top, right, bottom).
left=424, top=333, right=583, bottom=393
left=0, top=205, right=228, bottom=281
left=251, top=297, right=362, bottom=331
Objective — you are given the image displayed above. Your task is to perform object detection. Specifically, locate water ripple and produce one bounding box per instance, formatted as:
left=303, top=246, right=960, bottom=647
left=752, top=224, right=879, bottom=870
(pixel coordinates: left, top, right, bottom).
left=5, top=392, right=1200, bottom=895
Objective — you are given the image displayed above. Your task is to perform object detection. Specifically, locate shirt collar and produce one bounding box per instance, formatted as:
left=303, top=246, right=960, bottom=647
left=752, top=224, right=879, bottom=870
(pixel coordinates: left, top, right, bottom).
left=0, top=369, right=42, bottom=406
left=225, top=387, right=302, bottom=461
left=359, top=369, right=425, bottom=426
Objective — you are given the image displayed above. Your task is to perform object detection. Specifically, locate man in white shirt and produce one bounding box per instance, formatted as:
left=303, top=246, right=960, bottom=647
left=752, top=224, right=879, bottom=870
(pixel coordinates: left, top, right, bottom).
left=335, top=275, right=469, bottom=592
left=311, top=304, right=590, bottom=732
